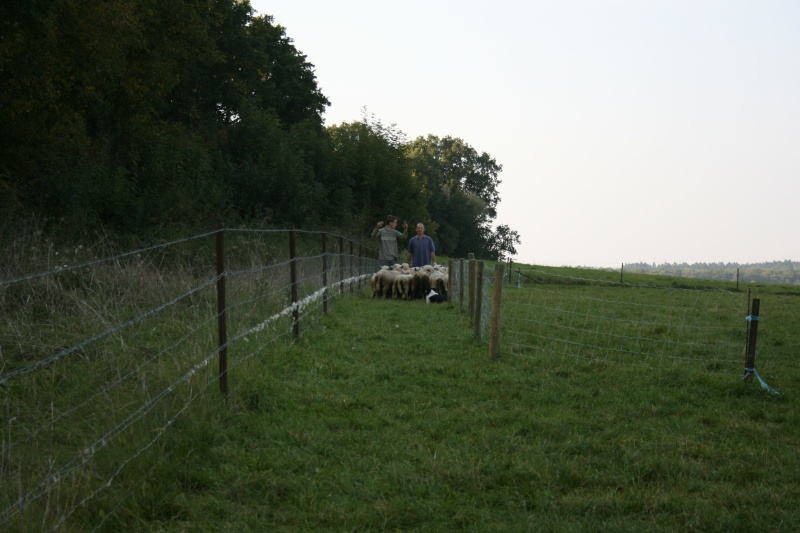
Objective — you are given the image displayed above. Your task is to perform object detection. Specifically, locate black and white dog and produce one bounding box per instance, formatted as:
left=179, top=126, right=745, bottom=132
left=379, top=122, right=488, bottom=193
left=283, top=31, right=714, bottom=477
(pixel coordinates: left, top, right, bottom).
left=425, top=288, right=445, bottom=304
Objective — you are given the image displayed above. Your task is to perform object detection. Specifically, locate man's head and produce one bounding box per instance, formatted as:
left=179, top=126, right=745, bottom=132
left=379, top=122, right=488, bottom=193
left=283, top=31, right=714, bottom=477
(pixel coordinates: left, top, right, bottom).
left=386, top=215, right=398, bottom=228
left=415, top=223, right=425, bottom=236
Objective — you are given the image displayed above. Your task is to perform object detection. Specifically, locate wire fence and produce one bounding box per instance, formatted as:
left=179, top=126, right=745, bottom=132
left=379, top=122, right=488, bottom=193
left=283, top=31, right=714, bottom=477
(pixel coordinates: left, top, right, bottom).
left=0, top=228, right=378, bottom=531
left=467, top=265, right=754, bottom=374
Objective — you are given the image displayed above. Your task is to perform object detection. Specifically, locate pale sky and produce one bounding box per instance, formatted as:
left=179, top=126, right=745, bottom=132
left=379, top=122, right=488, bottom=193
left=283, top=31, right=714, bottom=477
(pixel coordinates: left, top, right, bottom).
left=250, top=0, right=800, bottom=267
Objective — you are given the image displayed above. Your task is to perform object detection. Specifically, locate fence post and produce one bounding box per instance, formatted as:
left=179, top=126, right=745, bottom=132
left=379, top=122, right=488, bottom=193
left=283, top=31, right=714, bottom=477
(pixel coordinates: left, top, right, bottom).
left=468, top=254, right=476, bottom=323
left=489, top=264, right=504, bottom=360
left=289, top=230, right=299, bottom=339
left=743, top=298, right=760, bottom=382
left=473, top=260, right=485, bottom=338
left=322, top=233, right=329, bottom=314
left=447, top=259, right=453, bottom=301
left=459, top=259, right=465, bottom=310
left=215, top=226, right=228, bottom=397
left=349, top=240, right=355, bottom=294
left=339, top=236, right=345, bottom=296
left=358, top=243, right=364, bottom=290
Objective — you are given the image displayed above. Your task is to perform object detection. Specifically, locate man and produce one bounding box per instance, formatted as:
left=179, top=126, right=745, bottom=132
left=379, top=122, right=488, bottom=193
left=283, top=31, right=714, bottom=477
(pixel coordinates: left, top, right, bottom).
left=407, top=222, right=436, bottom=267
left=372, top=215, right=408, bottom=267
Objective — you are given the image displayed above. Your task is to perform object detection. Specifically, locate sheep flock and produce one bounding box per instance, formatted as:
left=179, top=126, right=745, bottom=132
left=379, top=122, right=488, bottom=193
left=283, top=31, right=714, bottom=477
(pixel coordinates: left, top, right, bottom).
left=370, top=263, right=449, bottom=301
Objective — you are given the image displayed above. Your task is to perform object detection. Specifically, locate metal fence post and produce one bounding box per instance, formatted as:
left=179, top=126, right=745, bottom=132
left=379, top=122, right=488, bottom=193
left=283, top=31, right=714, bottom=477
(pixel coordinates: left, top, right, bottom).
left=743, top=298, right=760, bottom=381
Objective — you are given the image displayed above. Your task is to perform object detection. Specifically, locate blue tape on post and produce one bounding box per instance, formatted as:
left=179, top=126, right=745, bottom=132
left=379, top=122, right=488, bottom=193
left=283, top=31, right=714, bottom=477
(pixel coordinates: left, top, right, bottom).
left=746, top=315, right=759, bottom=321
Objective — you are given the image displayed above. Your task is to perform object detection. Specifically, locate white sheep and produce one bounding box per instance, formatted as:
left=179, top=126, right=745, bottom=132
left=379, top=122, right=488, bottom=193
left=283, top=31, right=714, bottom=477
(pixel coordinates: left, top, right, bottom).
left=370, top=265, right=390, bottom=298
left=375, top=263, right=403, bottom=298
left=429, top=268, right=448, bottom=300
left=392, top=271, right=414, bottom=300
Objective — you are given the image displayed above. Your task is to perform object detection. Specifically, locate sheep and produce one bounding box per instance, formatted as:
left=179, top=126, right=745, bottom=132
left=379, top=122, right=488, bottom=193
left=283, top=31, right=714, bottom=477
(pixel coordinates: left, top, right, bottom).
left=376, top=263, right=404, bottom=299
left=421, top=264, right=448, bottom=300
left=429, top=269, right=448, bottom=300
left=411, top=265, right=433, bottom=300
left=392, top=271, right=414, bottom=300
left=371, top=265, right=390, bottom=298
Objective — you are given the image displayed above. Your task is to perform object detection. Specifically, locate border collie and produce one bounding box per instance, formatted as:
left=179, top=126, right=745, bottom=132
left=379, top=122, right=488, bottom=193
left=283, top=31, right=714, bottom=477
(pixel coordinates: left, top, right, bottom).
left=425, top=288, right=445, bottom=304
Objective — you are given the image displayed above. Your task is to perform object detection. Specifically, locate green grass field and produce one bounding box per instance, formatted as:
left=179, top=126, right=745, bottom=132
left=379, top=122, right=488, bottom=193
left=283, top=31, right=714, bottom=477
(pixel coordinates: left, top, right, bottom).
left=3, top=259, right=800, bottom=531
left=111, top=275, right=799, bottom=531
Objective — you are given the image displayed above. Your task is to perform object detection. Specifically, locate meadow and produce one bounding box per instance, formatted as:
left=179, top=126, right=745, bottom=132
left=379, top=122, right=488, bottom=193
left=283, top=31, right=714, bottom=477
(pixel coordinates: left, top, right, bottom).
left=138, top=277, right=799, bottom=532
left=2, top=235, right=799, bottom=531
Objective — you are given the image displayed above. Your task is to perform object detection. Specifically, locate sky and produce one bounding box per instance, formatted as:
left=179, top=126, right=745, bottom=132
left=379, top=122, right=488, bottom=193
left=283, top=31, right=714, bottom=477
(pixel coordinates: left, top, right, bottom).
left=249, top=0, right=800, bottom=267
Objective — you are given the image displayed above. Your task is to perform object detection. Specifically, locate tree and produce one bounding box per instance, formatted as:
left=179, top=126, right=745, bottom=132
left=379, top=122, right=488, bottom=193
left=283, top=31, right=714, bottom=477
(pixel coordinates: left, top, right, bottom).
left=0, top=0, right=335, bottom=234
left=406, top=135, right=512, bottom=259
left=486, top=224, right=522, bottom=261
left=326, top=118, right=424, bottom=235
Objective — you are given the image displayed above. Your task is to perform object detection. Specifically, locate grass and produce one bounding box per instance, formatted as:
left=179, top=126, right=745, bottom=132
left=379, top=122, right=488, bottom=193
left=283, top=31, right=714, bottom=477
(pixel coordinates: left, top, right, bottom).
left=97, top=285, right=799, bottom=532
left=3, top=238, right=800, bottom=531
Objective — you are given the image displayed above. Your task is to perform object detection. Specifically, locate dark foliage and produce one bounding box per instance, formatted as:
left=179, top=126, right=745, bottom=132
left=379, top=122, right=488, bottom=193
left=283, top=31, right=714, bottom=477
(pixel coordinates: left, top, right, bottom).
left=0, top=0, right=518, bottom=259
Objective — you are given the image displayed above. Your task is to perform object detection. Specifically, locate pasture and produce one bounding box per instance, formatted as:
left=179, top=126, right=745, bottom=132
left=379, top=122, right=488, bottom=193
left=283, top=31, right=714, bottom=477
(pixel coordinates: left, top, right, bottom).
left=2, top=246, right=799, bottom=530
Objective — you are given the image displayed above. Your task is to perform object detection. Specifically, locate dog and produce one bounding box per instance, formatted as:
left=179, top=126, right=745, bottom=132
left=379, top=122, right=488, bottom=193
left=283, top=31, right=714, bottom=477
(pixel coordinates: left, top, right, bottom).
left=425, top=288, right=445, bottom=304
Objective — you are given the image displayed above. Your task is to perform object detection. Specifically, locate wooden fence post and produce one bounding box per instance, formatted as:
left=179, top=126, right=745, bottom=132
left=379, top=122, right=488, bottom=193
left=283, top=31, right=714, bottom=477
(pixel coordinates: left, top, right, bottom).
left=473, top=260, right=485, bottom=338
left=468, top=254, right=476, bottom=323
left=359, top=243, right=364, bottom=290
left=447, top=259, right=453, bottom=301
left=289, top=230, right=299, bottom=339
left=349, top=240, right=355, bottom=294
left=459, top=259, right=465, bottom=310
left=489, top=263, right=504, bottom=360
left=215, top=226, right=228, bottom=397
left=338, top=236, right=345, bottom=296
left=322, top=233, right=329, bottom=314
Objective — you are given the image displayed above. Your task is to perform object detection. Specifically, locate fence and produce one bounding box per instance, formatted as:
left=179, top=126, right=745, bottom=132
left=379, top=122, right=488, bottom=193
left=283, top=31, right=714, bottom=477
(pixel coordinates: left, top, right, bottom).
left=0, top=228, right=378, bottom=530
left=453, top=261, right=775, bottom=392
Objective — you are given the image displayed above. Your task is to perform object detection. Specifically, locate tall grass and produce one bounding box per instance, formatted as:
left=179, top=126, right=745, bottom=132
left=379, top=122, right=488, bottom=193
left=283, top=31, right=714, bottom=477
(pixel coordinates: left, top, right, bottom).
left=1, top=226, right=372, bottom=531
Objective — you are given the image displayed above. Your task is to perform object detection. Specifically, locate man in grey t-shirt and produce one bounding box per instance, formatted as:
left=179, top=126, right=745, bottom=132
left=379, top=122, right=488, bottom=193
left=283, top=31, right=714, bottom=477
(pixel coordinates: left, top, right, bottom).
left=372, top=215, right=408, bottom=267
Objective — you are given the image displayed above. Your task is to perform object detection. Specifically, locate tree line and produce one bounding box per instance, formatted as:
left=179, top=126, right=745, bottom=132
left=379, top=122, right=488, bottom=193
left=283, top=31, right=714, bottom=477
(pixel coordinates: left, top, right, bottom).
left=0, top=0, right=520, bottom=260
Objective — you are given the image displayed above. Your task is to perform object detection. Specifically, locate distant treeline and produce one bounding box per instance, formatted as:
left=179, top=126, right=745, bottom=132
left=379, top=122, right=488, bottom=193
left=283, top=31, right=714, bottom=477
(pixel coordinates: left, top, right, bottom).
left=0, top=1, right=520, bottom=260
left=621, top=261, right=800, bottom=286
